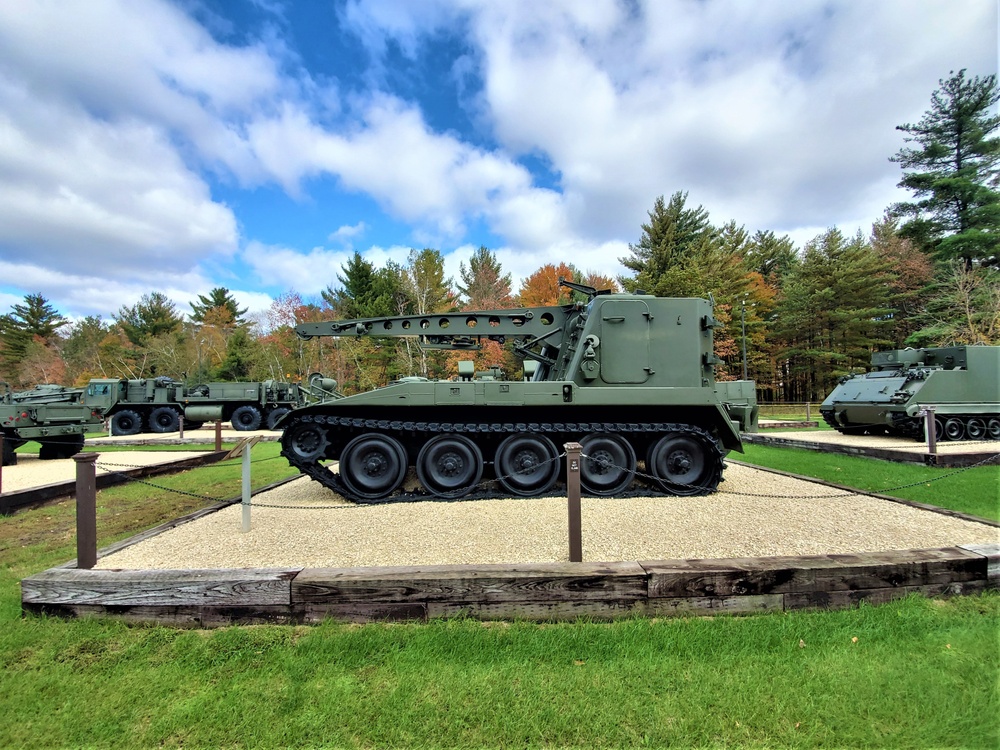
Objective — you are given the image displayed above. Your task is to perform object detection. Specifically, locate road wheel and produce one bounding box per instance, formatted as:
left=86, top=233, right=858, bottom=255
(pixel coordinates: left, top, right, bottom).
left=579, top=433, right=635, bottom=496
left=38, top=435, right=85, bottom=460
left=987, top=418, right=1000, bottom=440
left=231, top=405, right=262, bottom=431
left=965, top=417, right=986, bottom=440
left=149, top=406, right=180, bottom=433
left=417, top=434, right=483, bottom=498
left=111, top=409, right=143, bottom=436
left=943, top=418, right=965, bottom=441
left=494, top=434, right=560, bottom=496
left=646, top=432, right=723, bottom=496
left=266, top=407, right=290, bottom=430
left=339, top=434, right=408, bottom=500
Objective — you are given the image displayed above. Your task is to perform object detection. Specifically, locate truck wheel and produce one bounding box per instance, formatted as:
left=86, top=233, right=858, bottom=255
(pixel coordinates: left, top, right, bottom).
left=39, top=435, right=85, bottom=460
left=111, top=410, right=143, bottom=436
left=231, top=405, right=262, bottom=431
left=266, top=407, right=290, bottom=430
left=2, top=434, right=16, bottom=466
left=149, top=407, right=180, bottom=433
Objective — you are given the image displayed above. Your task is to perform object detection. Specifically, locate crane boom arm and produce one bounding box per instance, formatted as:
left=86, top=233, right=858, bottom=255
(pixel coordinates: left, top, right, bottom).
left=295, top=304, right=580, bottom=350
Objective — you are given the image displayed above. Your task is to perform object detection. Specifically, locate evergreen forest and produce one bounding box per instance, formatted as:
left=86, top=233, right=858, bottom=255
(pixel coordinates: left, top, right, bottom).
left=1, top=70, right=997, bottom=403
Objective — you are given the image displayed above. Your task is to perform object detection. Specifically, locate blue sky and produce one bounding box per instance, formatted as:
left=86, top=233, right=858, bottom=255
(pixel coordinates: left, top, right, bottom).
left=0, top=0, right=996, bottom=325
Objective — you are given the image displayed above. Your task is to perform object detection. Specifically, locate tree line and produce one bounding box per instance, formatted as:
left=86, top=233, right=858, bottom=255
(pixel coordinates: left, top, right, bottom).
left=1, top=69, right=997, bottom=402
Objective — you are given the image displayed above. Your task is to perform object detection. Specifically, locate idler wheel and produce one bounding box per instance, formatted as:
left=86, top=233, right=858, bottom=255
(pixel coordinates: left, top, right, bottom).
left=646, top=432, right=721, bottom=496
left=284, top=421, right=329, bottom=461
left=494, top=434, right=559, bottom=497
left=339, top=434, right=407, bottom=500
left=579, top=433, right=635, bottom=496
left=417, top=434, right=483, bottom=498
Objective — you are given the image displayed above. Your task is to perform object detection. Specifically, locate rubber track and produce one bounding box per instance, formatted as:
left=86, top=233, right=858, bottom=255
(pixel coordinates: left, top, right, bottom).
left=280, top=415, right=725, bottom=504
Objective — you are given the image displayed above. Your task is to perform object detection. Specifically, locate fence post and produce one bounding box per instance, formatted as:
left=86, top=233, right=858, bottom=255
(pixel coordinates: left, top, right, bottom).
left=74, top=452, right=99, bottom=569
left=215, top=420, right=222, bottom=452
left=242, top=441, right=252, bottom=533
left=924, top=406, right=937, bottom=455
left=564, top=442, right=582, bottom=563
left=0, top=433, right=4, bottom=492
left=178, top=414, right=184, bottom=439
left=805, top=402, right=811, bottom=422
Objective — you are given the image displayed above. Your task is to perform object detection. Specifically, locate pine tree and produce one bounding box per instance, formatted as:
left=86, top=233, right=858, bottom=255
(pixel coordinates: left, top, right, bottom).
left=457, top=246, right=513, bottom=309
left=891, top=69, right=1000, bottom=266
left=114, top=292, right=183, bottom=346
left=189, top=287, right=248, bottom=325
left=618, top=192, right=713, bottom=292
left=0, top=294, right=67, bottom=381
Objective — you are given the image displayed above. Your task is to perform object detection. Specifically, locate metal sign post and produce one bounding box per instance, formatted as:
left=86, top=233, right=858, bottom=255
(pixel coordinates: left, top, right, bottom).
left=924, top=406, right=937, bottom=455
left=226, top=436, right=261, bottom=533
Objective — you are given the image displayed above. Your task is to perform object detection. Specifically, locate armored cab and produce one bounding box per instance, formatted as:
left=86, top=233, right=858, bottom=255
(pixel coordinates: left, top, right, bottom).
left=820, top=346, right=1000, bottom=441
left=1, top=383, right=106, bottom=466
left=280, top=281, right=758, bottom=501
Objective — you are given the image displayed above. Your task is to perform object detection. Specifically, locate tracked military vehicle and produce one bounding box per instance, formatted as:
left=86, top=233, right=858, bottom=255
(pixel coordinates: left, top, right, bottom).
left=1, top=383, right=105, bottom=466
left=820, top=346, right=1000, bottom=441
left=280, top=281, right=758, bottom=501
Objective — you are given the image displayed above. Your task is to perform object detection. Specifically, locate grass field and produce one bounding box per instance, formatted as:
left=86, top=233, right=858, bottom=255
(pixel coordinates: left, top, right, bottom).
left=0, top=441, right=997, bottom=747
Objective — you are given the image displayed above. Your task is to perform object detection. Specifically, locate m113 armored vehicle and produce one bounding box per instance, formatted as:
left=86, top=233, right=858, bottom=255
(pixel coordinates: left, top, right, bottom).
left=280, top=281, right=758, bottom=501
left=820, top=346, right=1000, bottom=441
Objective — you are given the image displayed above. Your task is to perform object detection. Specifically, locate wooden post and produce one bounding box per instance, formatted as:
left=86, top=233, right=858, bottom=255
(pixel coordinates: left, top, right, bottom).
left=0, top=433, right=4, bottom=492
left=74, top=452, right=99, bottom=569
left=924, top=406, right=937, bottom=455
left=805, top=402, right=811, bottom=422
left=178, top=414, right=184, bottom=439
left=215, top=420, right=222, bottom=452
left=565, top=442, right=582, bottom=563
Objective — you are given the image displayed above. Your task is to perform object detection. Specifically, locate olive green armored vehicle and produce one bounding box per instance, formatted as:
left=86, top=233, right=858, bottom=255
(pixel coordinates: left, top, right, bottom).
left=280, top=281, right=758, bottom=500
left=820, top=346, right=1000, bottom=441
left=1, top=383, right=105, bottom=466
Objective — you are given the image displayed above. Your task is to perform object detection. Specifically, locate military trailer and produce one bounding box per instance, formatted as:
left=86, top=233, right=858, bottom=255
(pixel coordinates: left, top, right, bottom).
left=85, top=376, right=323, bottom=436
left=820, top=346, right=1000, bottom=441
left=1, top=383, right=106, bottom=466
left=280, top=280, right=758, bottom=501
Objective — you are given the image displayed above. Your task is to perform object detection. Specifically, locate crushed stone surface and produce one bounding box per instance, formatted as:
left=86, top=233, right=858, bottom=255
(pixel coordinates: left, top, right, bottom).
left=95, top=463, right=999, bottom=570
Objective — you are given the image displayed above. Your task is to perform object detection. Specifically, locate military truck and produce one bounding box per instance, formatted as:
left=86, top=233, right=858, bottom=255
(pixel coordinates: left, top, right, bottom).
left=85, top=376, right=334, bottom=436
left=820, top=345, right=1000, bottom=440
left=1, top=383, right=105, bottom=466
left=280, top=280, right=758, bottom=501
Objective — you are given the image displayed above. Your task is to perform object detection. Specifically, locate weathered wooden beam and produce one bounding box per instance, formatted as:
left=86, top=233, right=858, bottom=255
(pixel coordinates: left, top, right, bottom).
left=293, top=562, right=648, bottom=604
left=21, top=568, right=300, bottom=607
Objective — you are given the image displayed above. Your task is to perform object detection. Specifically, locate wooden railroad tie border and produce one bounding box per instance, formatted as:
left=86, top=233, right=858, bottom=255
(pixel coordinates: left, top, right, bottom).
left=21, top=544, right=1000, bottom=627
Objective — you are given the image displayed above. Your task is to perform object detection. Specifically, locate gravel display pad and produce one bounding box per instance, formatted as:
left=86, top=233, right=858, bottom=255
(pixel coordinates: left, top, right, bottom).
left=1, top=451, right=207, bottom=493
left=758, top=429, right=996, bottom=454
left=95, top=464, right=999, bottom=570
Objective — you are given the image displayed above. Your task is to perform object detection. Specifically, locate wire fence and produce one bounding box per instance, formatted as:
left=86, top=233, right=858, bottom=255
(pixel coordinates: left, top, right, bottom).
left=87, top=441, right=1000, bottom=511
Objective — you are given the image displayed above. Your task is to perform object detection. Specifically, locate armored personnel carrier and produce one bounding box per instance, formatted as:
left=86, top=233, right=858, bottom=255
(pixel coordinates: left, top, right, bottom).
left=820, top=346, right=1000, bottom=441
left=280, top=281, right=758, bottom=501
left=1, top=383, right=105, bottom=466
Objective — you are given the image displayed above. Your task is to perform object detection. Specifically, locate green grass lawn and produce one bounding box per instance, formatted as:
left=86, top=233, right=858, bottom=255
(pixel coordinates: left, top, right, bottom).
left=0, top=441, right=997, bottom=747
left=737, top=443, right=1000, bottom=522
